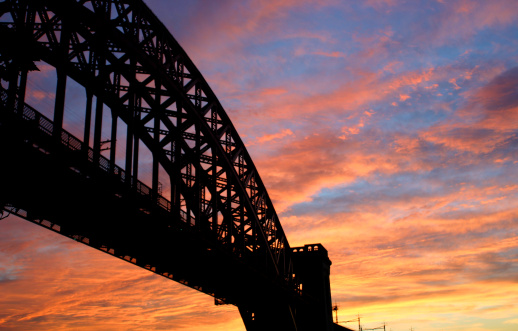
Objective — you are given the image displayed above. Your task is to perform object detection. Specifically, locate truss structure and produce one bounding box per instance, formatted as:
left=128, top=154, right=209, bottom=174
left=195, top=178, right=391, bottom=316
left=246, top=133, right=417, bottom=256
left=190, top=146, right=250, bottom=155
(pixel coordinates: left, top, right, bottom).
left=0, top=1, right=340, bottom=330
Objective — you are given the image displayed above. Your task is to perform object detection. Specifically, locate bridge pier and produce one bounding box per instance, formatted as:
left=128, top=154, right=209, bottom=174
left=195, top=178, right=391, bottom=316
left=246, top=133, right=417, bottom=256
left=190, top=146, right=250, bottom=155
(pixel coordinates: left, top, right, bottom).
left=292, top=244, right=335, bottom=331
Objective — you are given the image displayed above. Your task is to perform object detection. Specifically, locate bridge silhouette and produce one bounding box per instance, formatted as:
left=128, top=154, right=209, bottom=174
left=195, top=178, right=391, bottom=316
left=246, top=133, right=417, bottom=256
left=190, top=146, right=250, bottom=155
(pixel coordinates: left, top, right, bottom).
left=0, top=1, right=351, bottom=330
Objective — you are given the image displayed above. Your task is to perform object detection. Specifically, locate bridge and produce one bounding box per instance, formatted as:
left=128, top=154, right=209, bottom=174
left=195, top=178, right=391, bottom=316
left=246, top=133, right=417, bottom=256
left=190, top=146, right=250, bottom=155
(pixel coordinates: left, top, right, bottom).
left=0, top=1, right=351, bottom=330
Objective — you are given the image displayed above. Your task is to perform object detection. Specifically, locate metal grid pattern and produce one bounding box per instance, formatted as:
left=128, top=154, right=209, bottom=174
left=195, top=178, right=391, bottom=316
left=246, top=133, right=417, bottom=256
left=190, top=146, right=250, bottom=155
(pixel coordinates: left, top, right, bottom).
left=0, top=0, right=296, bottom=295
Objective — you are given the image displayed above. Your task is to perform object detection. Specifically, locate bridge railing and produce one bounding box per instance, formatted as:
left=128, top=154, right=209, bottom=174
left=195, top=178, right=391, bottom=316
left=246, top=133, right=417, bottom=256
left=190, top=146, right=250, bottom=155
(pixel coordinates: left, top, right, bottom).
left=0, top=87, right=173, bottom=216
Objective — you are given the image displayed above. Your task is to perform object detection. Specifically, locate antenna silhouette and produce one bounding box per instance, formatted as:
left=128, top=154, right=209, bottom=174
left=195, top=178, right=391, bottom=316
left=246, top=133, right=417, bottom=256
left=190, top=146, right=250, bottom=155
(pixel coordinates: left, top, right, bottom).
left=332, top=302, right=339, bottom=323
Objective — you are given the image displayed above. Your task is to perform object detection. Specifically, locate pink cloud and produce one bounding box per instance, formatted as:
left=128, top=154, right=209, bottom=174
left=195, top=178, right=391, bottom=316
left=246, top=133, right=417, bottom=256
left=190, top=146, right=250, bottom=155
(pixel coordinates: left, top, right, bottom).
left=30, top=90, right=49, bottom=100
left=399, top=94, right=411, bottom=101
left=255, top=66, right=438, bottom=120
left=253, top=132, right=431, bottom=212
left=3, top=1, right=518, bottom=330
left=256, top=128, right=294, bottom=143
left=383, top=61, right=404, bottom=73
left=449, top=77, right=462, bottom=90
left=421, top=67, right=518, bottom=153
left=259, top=87, right=288, bottom=96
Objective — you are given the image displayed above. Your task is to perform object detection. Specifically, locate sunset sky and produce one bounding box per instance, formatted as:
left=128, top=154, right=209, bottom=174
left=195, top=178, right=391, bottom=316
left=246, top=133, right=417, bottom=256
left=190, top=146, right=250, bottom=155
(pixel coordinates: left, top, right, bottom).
left=1, top=0, right=518, bottom=330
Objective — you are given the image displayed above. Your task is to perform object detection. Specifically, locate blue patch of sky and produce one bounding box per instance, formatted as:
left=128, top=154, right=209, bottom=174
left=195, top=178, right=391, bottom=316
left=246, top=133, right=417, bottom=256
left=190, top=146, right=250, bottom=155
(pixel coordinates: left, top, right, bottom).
left=237, top=44, right=348, bottom=94
left=389, top=38, right=478, bottom=75
left=496, top=133, right=518, bottom=155
left=283, top=171, right=443, bottom=217
left=287, top=2, right=390, bottom=37
left=470, top=25, right=518, bottom=59
left=431, top=44, right=473, bottom=65
left=377, top=12, right=515, bottom=72
left=146, top=1, right=199, bottom=40
left=378, top=103, right=451, bottom=133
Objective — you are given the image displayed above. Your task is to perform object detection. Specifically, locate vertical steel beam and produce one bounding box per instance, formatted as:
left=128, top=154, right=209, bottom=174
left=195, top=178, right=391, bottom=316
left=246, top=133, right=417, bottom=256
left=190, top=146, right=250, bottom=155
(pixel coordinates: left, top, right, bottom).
left=110, top=107, right=118, bottom=174
left=210, top=107, right=218, bottom=232
left=125, top=62, right=136, bottom=185
left=16, top=70, right=28, bottom=113
left=16, top=4, right=36, bottom=114
left=172, top=98, right=182, bottom=218
left=52, top=12, right=70, bottom=144
left=53, top=67, right=67, bottom=142
left=132, top=96, right=140, bottom=186
left=83, top=91, right=93, bottom=151
left=92, top=90, right=104, bottom=165
left=152, top=80, right=161, bottom=199
left=195, top=122, right=202, bottom=229
left=6, top=63, right=19, bottom=114
left=125, top=94, right=134, bottom=185
left=227, top=176, right=232, bottom=245
left=91, top=0, right=109, bottom=167
left=109, top=72, right=121, bottom=173
left=5, top=0, right=24, bottom=111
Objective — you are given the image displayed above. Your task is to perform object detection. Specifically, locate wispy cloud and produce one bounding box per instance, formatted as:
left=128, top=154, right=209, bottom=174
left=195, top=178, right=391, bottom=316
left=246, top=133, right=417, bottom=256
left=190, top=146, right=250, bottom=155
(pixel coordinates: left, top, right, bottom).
left=2, top=0, right=518, bottom=330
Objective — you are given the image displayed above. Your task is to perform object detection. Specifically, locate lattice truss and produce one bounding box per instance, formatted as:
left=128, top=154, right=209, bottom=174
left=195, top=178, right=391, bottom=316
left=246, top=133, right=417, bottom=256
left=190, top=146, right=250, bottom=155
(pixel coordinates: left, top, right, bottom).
left=0, top=0, right=295, bottom=285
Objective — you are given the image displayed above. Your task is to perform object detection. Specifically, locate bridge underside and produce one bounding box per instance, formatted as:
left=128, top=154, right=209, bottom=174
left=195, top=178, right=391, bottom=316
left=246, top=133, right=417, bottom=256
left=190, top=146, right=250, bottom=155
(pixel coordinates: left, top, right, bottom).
left=0, top=105, right=338, bottom=330
left=0, top=98, right=304, bottom=330
left=0, top=0, right=346, bottom=329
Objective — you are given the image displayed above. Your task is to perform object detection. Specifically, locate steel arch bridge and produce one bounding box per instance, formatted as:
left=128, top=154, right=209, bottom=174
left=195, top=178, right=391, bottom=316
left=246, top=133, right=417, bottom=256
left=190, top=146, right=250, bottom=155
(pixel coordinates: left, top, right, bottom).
left=0, top=1, right=342, bottom=330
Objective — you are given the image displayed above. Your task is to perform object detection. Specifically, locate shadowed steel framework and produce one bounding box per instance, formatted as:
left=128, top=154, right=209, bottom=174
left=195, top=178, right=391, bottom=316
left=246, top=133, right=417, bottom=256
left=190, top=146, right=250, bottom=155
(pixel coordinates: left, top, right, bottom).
left=0, top=1, right=350, bottom=330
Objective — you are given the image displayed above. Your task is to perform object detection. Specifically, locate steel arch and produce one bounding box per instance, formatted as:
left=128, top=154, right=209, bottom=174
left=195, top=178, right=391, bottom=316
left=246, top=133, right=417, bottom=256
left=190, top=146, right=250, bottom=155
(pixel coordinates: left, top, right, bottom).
left=0, top=0, right=320, bottom=329
left=3, top=0, right=294, bottom=279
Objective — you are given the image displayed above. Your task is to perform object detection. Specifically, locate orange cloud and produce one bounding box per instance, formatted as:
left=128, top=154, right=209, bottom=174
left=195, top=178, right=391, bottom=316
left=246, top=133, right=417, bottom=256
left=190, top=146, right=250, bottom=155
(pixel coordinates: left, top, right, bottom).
left=399, top=94, right=411, bottom=101
left=29, top=90, right=52, bottom=100
left=3, top=1, right=518, bottom=330
left=256, top=128, right=294, bottom=143
left=259, top=87, right=288, bottom=96
left=0, top=217, right=245, bottom=331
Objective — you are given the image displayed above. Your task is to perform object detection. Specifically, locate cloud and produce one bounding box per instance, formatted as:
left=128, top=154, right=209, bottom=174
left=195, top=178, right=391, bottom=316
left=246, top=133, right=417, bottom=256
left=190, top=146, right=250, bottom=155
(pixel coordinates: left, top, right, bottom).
left=3, top=1, right=518, bottom=330
left=406, top=0, right=518, bottom=48
left=420, top=67, right=518, bottom=154
left=0, top=217, right=245, bottom=331
left=449, top=78, right=462, bottom=90
left=0, top=266, right=20, bottom=283
left=469, top=66, right=518, bottom=114
left=256, top=128, right=294, bottom=143
left=399, top=94, right=411, bottom=101
left=259, top=87, right=288, bottom=96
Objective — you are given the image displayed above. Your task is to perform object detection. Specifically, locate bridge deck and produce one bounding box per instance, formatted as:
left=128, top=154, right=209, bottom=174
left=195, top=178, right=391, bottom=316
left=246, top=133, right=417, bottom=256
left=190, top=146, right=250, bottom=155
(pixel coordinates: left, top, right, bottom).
left=0, top=88, right=299, bottom=314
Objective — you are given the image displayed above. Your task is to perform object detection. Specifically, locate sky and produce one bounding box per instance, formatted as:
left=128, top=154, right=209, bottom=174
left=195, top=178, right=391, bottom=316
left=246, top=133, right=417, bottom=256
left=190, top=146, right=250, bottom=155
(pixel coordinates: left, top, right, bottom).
left=1, top=0, right=518, bottom=330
